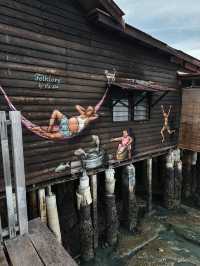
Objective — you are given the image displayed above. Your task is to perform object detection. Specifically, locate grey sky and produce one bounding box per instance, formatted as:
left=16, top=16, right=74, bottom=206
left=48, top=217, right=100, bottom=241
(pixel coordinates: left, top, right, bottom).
left=115, top=0, right=200, bottom=59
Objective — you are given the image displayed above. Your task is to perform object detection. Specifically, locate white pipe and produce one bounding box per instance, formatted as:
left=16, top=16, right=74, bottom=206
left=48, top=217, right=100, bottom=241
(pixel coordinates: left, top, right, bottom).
left=38, top=189, right=47, bottom=224
left=46, top=193, right=62, bottom=244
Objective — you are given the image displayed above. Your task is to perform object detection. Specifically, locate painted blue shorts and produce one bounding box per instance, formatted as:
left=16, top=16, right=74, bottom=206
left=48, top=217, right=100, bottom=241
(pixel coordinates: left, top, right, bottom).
left=59, top=116, right=71, bottom=137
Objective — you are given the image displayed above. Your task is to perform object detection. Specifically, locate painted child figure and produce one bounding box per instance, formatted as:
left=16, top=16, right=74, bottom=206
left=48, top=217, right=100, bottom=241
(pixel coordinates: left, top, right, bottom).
left=111, top=130, right=133, bottom=160
left=161, top=105, right=175, bottom=143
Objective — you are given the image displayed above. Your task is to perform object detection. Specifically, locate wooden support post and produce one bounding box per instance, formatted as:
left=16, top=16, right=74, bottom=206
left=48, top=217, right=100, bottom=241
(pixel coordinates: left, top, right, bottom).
left=28, top=190, right=38, bottom=220
left=90, top=174, right=98, bottom=249
left=105, top=194, right=118, bottom=246
left=0, top=111, right=16, bottom=239
left=9, top=111, right=28, bottom=235
left=105, top=168, right=118, bottom=246
left=122, top=164, right=138, bottom=232
left=164, top=149, right=182, bottom=209
left=182, top=150, right=193, bottom=199
left=0, top=214, right=3, bottom=243
left=195, top=153, right=200, bottom=207
left=147, top=158, right=153, bottom=214
left=191, top=152, right=197, bottom=195
left=77, top=172, right=94, bottom=262
left=174, top=156, right=183, bottom=208
left=164, top=151, right=175, bottom=209
left=38, top=189, right=47, bottom=224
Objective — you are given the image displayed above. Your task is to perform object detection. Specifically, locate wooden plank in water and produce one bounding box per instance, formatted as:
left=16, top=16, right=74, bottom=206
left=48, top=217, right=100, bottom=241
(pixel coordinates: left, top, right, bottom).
left=0, top=246, right=8, bottom=266
left=0, top=111, right=16, bottom=239
left=28, top=218, right=77, bottom=266
left=5, top=235, right=43, bottom=266
left=9, top=111, right=28, bottom=235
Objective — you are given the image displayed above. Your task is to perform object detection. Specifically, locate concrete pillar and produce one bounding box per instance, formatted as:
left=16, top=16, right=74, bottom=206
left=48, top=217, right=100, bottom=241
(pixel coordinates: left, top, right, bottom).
left=122, top=164, right=138, bottom=232
left=77, top=171, right=94, bottom=262
left=105, top=168, right=118, bottom=246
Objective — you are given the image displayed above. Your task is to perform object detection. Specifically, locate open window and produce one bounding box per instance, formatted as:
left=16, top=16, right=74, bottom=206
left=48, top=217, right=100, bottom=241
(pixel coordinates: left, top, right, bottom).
left=110, top=78, right=176, bottom=123
left=111, top=90, right=150, bottom=122
left=112, top=98, right=130, bottom=122
left=133, top=92, right=150, bottom=121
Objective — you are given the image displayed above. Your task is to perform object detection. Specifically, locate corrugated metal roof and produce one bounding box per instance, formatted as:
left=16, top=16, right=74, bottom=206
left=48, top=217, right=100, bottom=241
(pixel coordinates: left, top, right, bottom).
left=112, top=79, right=176, bottom=92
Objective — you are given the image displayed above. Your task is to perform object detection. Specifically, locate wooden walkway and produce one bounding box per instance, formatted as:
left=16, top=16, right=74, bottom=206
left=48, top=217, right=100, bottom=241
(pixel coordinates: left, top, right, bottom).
left=0, top=218, right=77, bottom=266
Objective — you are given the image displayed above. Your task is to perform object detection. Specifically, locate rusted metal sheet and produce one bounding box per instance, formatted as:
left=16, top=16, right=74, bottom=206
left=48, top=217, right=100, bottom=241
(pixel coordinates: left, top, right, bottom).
left=179, top=88, right=200, bottom=152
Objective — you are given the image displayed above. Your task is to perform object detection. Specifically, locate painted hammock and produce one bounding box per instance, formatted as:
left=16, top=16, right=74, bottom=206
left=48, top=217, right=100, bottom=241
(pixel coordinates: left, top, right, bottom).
left=0, top=85, right=109, bottom=140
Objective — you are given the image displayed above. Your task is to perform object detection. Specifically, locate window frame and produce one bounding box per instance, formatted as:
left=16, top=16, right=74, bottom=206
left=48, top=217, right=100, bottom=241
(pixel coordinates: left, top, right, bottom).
left=111, top=90, right=151, bottom=123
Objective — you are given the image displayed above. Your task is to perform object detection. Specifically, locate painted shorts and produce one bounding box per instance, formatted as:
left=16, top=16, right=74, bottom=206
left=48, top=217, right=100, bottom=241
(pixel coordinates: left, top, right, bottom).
left=59, top=116, right=71, bottom=137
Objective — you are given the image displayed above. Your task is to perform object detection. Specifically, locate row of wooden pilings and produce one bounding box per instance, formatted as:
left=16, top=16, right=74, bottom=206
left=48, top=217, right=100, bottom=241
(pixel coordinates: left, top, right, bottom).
left=27, top=148, right=200, bottom=262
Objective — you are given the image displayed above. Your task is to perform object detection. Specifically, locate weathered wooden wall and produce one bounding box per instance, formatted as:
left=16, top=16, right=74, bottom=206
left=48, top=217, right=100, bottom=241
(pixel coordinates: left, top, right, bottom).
left=0, top=0, right=181, bottom=189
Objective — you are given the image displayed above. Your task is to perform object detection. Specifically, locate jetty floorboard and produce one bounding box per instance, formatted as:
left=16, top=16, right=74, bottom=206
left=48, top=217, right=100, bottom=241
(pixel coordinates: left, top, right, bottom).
left=2, top=218, right=77, bottom=266
left=0, top=246, right=8, bottom=266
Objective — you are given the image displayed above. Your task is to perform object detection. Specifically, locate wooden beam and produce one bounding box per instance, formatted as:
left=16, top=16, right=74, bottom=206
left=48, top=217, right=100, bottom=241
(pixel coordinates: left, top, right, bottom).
left=9, top=111, right=28, bottom=235
left=0, top=111, right=16, bottom=239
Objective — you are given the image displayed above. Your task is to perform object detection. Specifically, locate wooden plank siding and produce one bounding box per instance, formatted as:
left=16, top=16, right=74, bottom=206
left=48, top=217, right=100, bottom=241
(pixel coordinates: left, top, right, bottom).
left=0, top=0, right=182, bottom=190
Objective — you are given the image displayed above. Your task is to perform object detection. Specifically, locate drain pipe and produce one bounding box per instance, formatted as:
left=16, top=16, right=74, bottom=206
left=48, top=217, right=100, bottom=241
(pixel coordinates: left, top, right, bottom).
left=46, top=186, right=62, bottom=244
left=38, top=189, right=47, bottom=224
left=77, top=170, right=94, bottom=262
left=105, top=167, right=119, bottom=246
left=122, top=164, right=138, bottom=232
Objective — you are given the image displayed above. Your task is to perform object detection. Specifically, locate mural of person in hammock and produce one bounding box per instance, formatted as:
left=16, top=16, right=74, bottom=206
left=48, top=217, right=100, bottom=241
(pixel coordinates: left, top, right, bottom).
left=0, top=84, right=108, bottom=140
left=33, top=105, right=99, bottom=139
left=161, top=105, right=176, bottom=143
left=111, top=129, right=133, bottom=160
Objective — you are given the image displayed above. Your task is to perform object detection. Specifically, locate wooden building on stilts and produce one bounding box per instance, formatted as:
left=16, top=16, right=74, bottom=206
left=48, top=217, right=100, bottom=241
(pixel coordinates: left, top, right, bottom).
left=0, top=0, right=200, bottom=262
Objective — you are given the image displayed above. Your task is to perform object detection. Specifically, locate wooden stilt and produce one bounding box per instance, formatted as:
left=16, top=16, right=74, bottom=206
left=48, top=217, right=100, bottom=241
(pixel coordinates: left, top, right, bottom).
left=77, top=172, right=94, bottom=262
left=28, top=190, right=38, bottom=220
left=147, top=158, right=153, bottom=214
left=191, top=152, right=197, bottom=195
left=195, top=153, right=200, bottom=206
left=182, top=150, right=193, bottom=199
left=105, top=194, right=118, bottom=246
left=90, top=174, right=98, bottom=249
left=164, top=151, right=175, bottom=209
left=164, top=149, right=182, bottom=209
left=105, top=167, right=118, bottom=246
left=38, top=189, right=47, bottom=224
left=122, top=164, right=138, bottom=232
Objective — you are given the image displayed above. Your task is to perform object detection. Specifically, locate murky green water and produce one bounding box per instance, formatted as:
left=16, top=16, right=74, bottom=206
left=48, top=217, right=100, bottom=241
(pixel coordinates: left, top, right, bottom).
left=81, top=207, right=200, bottom=266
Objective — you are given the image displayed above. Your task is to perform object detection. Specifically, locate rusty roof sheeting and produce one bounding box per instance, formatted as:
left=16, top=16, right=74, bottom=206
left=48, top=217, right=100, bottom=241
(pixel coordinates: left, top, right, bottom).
left=112, top=79, right=177, bottom=92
